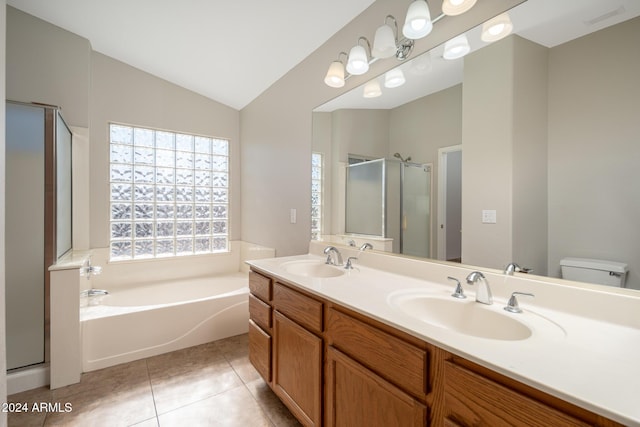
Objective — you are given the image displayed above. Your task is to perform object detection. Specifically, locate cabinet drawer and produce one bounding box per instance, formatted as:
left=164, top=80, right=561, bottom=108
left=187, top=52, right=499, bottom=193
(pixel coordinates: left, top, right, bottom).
left=273, top=282, right=323, bottom=334
left=249, top=270, right=272, bottom=302
left=326, top=308, right=427, bottom=399
left=326, top=347, right=427, bottom=427
left=444, top=361, right=590, bottom=426
left=248, top=320, right=271, bottom=383
left=249, top=294, right=272, bottom=331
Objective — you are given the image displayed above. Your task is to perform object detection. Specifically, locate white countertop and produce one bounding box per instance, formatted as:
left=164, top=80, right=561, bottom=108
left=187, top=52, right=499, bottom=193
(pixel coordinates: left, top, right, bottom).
left=247, top=247, right=640, bottom=427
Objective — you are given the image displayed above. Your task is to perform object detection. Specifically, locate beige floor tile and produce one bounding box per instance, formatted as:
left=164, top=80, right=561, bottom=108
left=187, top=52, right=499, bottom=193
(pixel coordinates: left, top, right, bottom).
left=7, top=335, right=300, bottom=426
left=151, top=363, right=242, bottom=415
left=130, top=417, right=159, bottom=427
left=157, top=384, right=273, bottom=427
left=44, top=380, right=156, bottom=427
left=146, top=342, right=227, bottom=379
left=52, top=359, right=149, bottom=400
left=7, top=385, right=53, bottom=427
left=245, top=379, right=302, bottom=427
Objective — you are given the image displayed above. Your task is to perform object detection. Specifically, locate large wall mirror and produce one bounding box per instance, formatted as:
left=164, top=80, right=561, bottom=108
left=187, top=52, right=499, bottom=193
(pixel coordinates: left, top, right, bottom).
left=312, top=0, right=640, bottom=291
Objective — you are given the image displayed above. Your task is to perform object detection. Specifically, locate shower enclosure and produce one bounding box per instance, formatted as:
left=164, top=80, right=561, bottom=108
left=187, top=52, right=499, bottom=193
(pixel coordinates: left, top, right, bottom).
left=5, top=101, right=72, bottom=371
left=346, top=158, right=432, bottom=258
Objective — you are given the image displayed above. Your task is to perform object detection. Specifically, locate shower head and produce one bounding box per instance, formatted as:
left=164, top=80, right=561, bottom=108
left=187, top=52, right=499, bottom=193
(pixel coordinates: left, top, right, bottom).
left=393, top=153, right=411, bottom=162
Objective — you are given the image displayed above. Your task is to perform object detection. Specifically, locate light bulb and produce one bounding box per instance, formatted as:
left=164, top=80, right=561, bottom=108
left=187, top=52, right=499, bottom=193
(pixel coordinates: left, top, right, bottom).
left=346, top=44, right=369, bottom=75
left=481, top=13, right=513, bottom=42
left=324, top=61, right=345, bottom=88
left=442, top=0, right=477, bottom=16
left=443, top=34, right=470, bottom=60
left=403, top=1, right=433, bottom=40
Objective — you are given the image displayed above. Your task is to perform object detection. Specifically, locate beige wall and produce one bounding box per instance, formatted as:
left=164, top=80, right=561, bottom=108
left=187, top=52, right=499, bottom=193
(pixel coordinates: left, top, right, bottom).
left=89, top=53, right=240, bottom=248
left=548, top=17, right=640, bottom=289
left=462, top=36, right=548, bottom=274
left=6, top=7, right=90, bottom=127
left=240, top=0, right=524, bottom=256
left=6, top=7, right=241, bottom=252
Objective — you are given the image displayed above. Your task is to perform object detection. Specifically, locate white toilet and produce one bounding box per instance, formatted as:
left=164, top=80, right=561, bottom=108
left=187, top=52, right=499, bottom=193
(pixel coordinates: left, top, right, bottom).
left=560, top=257, right=628, bottom=288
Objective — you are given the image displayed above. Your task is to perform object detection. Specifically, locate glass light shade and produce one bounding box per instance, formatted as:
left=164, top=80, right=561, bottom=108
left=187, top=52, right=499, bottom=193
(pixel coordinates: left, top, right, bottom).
left=372, top=24, right=397, bottom=59
left=481, top=13, right=513, bottom=42
left=402, top=0, right=433, bottom=40
left=443, top=34, right=470, bottom=60
left=346, top=44, right=369, bottom=75
left=384, top=68, right=406, bottom=88
left=324, top=61, right=345, bottom=88
left=442, top=0, right=477, bottom=16
left=409, top=51, right=432, bottom=75
left=363, top=79, right=382, bottom=98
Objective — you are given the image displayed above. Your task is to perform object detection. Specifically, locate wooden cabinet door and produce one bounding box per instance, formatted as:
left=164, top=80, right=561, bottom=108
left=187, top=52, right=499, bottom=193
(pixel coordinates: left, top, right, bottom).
left=273, top=311, right=322, bottom=427
left=444, top=361, right=590, bottom=426
left=326, top=346, right=427, bottom=427
left=248, top=320, right=271, bottom=383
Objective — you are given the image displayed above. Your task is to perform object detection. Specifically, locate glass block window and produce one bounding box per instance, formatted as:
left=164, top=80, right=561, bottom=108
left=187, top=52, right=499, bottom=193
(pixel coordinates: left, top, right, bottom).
left=109, top=123, right=229, bottom=260
left=311, top=152, right=323, bottom=240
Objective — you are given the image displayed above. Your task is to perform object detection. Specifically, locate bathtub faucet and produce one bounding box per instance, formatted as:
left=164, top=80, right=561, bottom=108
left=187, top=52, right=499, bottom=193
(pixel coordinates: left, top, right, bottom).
left=80, top=289, right=109, bottom=297
left=82, top=258, right=103, bottom=280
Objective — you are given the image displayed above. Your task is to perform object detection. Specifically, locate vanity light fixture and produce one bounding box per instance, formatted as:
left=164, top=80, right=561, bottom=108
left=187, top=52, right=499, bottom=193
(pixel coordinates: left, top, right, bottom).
left=384, top=68, right=406, bottom=88
left=409, top=51, right=432, bottom=75
left=324, top=52, right=348, bottom=88
left=442, top=0, right=477, bottom=16
left=481, top=13, right=513, bottom=42
left=363, top=79, right=382, bottom=98
left=403, top=0, right=433, bottom=40
left=346, top=37, right=372, bottom=75
left=372, top=16, right=398, bottom=59
left=323, top=0, right=478, bottom=88
left=443, top=33, right=470, bottom=59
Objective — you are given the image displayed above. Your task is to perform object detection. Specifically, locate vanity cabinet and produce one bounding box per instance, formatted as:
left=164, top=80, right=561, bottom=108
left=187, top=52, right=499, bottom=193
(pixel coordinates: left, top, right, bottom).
left=272, top=282, right=324, bottom=427
left=440, top=356, right=621, bottom=427
left=248, top=271, right=272, bottom=382
left=325, top=307, right=428, bottom=426
left=247, top=267, right=624, bottom=427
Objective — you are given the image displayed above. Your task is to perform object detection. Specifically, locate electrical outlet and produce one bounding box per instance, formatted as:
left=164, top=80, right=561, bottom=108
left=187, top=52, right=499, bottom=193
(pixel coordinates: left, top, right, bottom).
left=482, top=209, right=497, bottom=224
left=290, top=208, right=297, bottom=224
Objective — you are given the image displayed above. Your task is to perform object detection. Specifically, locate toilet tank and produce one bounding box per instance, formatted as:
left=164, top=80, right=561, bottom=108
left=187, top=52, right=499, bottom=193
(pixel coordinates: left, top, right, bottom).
left=560, top=257, right=628, bottom=287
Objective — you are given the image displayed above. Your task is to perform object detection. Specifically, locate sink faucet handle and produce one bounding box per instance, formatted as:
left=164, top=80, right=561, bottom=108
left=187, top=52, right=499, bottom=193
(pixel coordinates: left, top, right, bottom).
left=504, top=292, right=535, bottom=313
left=504, top=263, right=533, bottom=275
left=345, top=257, right=358, bottom=270
left=447, top=276, right=466, bottom=299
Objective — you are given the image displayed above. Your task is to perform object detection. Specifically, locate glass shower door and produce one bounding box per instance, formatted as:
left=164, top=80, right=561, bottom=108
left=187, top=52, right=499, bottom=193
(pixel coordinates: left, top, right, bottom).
left=6, top=102, right=46, bottom=370
left=401, top=164, right=431, bottom=258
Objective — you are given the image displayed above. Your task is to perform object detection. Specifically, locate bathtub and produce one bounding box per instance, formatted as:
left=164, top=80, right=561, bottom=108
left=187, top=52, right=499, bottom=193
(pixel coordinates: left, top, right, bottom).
left=80, top=272, right=249, bottom=372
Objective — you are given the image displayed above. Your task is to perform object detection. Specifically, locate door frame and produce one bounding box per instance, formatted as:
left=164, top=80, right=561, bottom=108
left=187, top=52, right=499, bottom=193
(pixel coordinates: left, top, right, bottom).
left=437, top=145, right=462, bottom=261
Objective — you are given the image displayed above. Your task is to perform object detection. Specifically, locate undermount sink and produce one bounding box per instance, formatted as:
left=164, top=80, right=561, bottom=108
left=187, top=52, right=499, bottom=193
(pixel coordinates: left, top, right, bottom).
left=281, top=260, right=345, bottom=278
left=389, top=293, right=533, bottom=341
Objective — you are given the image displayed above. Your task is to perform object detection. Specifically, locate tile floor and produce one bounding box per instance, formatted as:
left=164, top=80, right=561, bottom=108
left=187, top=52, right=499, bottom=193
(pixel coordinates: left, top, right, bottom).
left=7, top=334, right=301, bottom=427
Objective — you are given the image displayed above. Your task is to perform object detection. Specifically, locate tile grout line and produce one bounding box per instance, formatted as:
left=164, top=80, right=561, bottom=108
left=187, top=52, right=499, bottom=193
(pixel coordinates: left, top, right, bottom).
left=145, top=359, right=161, bottom=427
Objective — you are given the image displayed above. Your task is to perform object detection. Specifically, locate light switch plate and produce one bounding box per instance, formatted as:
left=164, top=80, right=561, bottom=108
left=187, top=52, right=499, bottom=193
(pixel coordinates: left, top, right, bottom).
left=482, top=209, right=497, bottom=224
left=290, top=208, right=297, bottom=224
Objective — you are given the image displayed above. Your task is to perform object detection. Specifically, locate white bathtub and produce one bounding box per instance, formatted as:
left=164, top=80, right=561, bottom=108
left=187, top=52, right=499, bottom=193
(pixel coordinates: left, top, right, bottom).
left=80, top=272, right=249, bottom=372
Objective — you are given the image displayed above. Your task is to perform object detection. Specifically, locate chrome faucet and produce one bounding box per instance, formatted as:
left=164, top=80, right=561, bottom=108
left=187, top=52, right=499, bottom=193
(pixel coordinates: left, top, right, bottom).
left=504, top=263, right=532, bottom=275
left=359, top=243, right=373, bottom=251
left=323, top=246, right=343, bottom=266
left=345, top=256, right=358, bottom=270
left=466, top=271, right=493, bottom=305
left=80, top=289, right=109, bottom=297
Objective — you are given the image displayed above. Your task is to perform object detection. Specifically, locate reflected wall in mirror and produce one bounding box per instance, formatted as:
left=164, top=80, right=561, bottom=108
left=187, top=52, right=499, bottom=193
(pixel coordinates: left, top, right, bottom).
left=312, top=0, right=640, bottom=291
